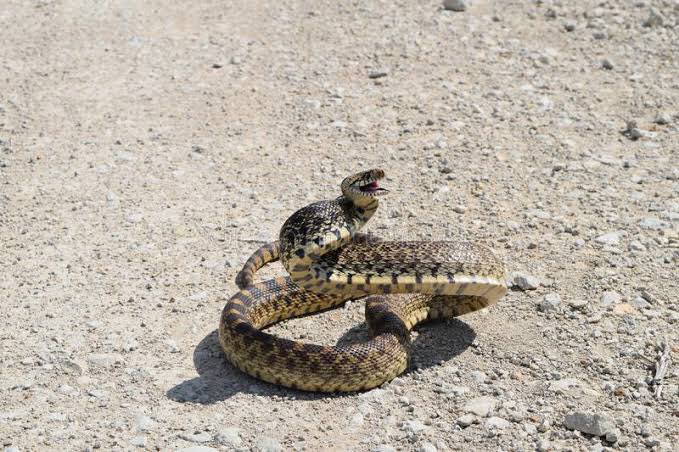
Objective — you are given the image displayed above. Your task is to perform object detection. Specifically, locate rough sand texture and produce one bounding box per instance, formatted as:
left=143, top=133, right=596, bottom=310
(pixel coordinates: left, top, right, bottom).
left=1, top=1, right=678, bottom=451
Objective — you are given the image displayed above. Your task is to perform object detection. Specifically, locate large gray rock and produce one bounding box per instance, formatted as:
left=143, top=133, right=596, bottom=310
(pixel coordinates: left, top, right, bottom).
left=564, top=412, right=616, bottom=437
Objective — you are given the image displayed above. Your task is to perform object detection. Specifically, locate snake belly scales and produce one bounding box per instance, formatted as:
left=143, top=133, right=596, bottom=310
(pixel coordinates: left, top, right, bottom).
left=219, top=169, right=507, bottom=392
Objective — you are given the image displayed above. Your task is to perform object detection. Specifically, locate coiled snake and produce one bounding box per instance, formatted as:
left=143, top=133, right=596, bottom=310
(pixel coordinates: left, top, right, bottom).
left=219, top=169, right=507, bottom=392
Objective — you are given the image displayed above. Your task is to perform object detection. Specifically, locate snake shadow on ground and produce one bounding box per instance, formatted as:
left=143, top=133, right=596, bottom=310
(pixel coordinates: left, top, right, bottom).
left=167, top=318, right=476, bottom=404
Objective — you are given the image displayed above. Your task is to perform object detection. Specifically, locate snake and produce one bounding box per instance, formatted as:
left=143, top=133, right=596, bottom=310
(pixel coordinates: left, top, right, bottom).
left=219, top=169, right=507, bottom=392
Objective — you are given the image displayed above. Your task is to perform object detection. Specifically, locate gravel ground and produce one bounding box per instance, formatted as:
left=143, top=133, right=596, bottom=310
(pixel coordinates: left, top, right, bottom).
left=1, top=1, right=678, bottom=451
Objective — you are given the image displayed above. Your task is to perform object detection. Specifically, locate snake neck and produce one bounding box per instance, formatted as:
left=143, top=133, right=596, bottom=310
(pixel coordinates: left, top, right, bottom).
left=338, top=194, right=379, bottom=225
left=279, top=195, right=379, bottom=278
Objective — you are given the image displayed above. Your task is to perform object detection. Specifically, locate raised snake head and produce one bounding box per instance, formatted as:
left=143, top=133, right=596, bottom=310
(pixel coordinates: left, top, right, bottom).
left=340, top=169, right=388, bottom=206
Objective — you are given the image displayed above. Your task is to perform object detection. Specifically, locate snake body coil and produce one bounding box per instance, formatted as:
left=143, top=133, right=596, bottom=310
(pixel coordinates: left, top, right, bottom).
left=219, top=169, right=507, bottom=392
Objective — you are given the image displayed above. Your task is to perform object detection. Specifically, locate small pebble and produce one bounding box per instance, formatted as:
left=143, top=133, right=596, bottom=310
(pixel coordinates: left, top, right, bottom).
left=629, top=241, right=646, bottom=251
left=654, top=113, right=671, bottom=125
left=180, top=432, right=212, bottom=444
left=602, top=59, right=614, bottom=70
left=639, top=217, right=669, bottom=230
left=537, top=439, right=551, bottom=451
left=568, top=299, right=588, bottom=310
left=511, top=273, right=540, bottom=290
left=595, top=231, right=623, bottom=246
left=457, top=414, right=476, bottom=427
left=600, top=291, right=621, bottom=307
left=443, top=0, right=467, bottom=12
left=631, top=297, right=651, bottom=309
left=640, top=290, right=658, bottom=304
left=593, top=30, right=608, bottom=40
left=373, top=446, right=397, bottom=452
left=57, top=384, right=79, bottom=396
left=368, top=69, right=389, bottom=79
left=130, top=436, right=147, bottom=448
left=524, top=423, right=537, bottom=435
left=126, top=213, right=144, bottom=224
left=419, top=443, right=437, bottom=452
left=469, top=371, right=487, bottom=383
left=485, top=416, right=511, bottom=430
left=87, top=353, right=122, bottom=368
left=402, top=419, right=426, bottom=435
left=539, top=293, right=561, bottom=312
left=216, top=427, right=242, bottom=447
left=564, top=20, right=576, bottom=31
left=549, top=378, right=580, bottom=392
left=642, top=8, right=663, bottom=27
left=463, top=397, right=497, bottom=417
left=350, top=413, right=364, bottom=427
left=303, top=99, right=321, bottom=109
left=135, top=414, right=154, bottom=432
left=255, top=437, right=282, bottom=452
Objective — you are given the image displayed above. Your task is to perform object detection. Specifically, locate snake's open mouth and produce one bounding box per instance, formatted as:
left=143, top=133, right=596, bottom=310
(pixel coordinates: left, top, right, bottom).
left=342, top=168, right=388, bottom=201
left=359, top=180, right=385, bottom=193
left=354, top=170, right=388, bottom=196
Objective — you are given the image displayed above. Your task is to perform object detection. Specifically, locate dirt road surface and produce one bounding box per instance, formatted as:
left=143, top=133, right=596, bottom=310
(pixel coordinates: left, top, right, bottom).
left=1, top=1, right=677, bottom=451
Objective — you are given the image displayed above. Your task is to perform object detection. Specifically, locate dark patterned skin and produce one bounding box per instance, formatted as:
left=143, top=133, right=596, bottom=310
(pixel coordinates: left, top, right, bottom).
left=219, top=169, right=507, bottom=392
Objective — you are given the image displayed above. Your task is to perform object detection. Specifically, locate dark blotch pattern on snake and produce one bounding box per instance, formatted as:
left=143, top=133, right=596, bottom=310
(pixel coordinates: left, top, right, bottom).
left=219, top=169, right=507, bottom=392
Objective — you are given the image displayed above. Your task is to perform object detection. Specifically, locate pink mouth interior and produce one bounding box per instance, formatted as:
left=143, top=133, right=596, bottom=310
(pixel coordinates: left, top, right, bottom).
left=360, top=181, right=380, bottom=192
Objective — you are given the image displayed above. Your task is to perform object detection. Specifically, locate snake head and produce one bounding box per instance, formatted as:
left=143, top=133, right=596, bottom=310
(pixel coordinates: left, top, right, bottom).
left=341, top=169, right=388, bottom=203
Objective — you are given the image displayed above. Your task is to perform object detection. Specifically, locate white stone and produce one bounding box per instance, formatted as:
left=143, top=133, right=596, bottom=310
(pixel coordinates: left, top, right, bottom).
left=255, top=437, right=282, bottom=452
left=595, top=231, right=624, bottom=246
left=402, top=419, right=426, bottom=435
left=180, top=432, right=212, bottom=443
left=457, top=414, right=476, bottom=427
left=135, top=414, right=154, bottom=432
left=87, top=353, right=122, bottom=368
left=485, top=416, right=511, bottom=430
left=639, top=217, right=669, bottom=230
left=216, top=427, right=242, bottom=447
left=419, top=442, right=437, bottom=452
left=463, top=397, right=497, bottom=417
left=539, top=293, right=561, bottom=312
left=130, top=436, right=147, bottom=447
left=469, top=371, right=487, bottom=383
left=511, top=273, right=540, bottom=290
left=600, top=291, right=621, bottom=307
left=350, top=413, right=364, bottom=427
left=549, top=378, right=580, bottom=392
